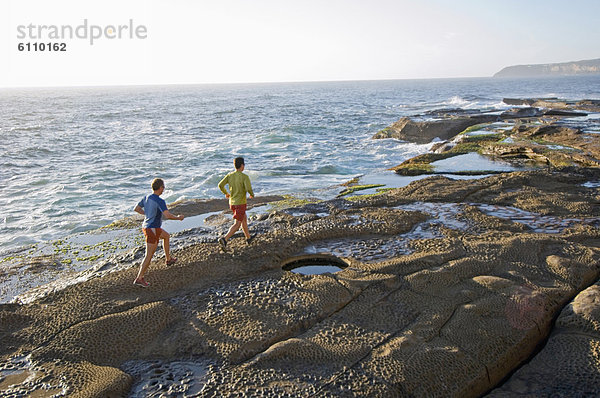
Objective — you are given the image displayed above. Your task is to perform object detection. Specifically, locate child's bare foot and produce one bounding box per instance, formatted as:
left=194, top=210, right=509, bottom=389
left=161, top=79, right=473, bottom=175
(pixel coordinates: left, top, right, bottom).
left=166, top=257, right=177, bottom=265
left=133, top=278, right=150, bottom=288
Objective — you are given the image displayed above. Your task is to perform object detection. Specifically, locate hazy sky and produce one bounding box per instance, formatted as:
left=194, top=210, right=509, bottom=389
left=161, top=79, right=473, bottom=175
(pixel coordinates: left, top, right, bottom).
left=1, top=0, right=599, bottom=87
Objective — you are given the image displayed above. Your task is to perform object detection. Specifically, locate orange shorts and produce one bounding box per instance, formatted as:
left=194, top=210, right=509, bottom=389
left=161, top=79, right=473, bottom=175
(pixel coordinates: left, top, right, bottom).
left=230, top=204, right=247, bottom=221
left=143, top=228, right=163, bottom=244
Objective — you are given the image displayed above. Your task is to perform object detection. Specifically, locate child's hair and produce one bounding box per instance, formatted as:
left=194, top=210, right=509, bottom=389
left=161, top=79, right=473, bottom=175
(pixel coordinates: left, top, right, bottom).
left=151, top=178, right=164, bottom=191
left=234, top=157, right=245, bottom=169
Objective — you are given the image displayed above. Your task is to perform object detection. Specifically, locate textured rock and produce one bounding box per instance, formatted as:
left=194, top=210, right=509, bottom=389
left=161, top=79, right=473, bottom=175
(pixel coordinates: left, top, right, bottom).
left=543, top=108, right=588, bottom=117
left=503, top=98, right=538, bottom=106
left=431, top=141, right=456, bottom=153
left=1, top=167, right=600, bottom=396
left=500, top=107, right=543, bottom=118
left=373, top=115, right=498, bottom=144
left=503, top=98, right=600, bottom=113
left=389, top=104, right=600, bottom=174
left=482, top=144, right=549, bottom=163
left=506, top=124, right=600, bottom=167
left=488, top=281, right=600, bottom=397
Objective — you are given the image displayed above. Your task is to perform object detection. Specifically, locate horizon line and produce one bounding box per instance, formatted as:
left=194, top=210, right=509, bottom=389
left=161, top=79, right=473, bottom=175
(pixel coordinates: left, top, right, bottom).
left=0, top=75, right=496, bottom=90
left=0, top=73, right=593, bottom=90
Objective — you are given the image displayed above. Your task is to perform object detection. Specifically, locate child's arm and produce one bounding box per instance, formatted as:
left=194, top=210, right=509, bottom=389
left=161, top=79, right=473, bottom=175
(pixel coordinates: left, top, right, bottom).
left=218, top=175, right=230, bottom=197
left=164, top=210, right=184, bottom=221
left=245, top=177, right=254, bottom=199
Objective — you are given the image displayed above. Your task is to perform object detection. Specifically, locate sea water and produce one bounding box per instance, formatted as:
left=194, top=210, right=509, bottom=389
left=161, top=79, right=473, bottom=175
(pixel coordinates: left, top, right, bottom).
left=1, top=76, right=600, bottom=251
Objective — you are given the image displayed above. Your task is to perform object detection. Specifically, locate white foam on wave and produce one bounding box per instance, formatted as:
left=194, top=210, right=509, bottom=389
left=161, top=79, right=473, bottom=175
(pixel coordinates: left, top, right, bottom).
left=440, top=95, right=504, bottom=111
left=491, top=100, right=510, bottom=110
left=161, top=189, right=176, bottom=200
left=446, top=96, right=470, bottom=106
left=243, top=169, right=262, bottom=180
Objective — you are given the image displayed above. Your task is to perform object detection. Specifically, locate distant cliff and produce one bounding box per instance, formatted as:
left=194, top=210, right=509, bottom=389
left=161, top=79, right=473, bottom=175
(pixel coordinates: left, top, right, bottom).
left=494, top=58, right=600, bottom=77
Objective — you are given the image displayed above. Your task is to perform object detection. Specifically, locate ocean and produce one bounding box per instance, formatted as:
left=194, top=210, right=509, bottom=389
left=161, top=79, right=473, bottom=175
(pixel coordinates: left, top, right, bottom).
left=1, top=76, right=600, bottom=252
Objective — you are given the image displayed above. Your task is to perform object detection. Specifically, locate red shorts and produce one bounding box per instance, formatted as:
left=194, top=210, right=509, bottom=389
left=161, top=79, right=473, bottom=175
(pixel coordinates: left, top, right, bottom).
left=230, top=204, right=247, bottom=221
left=143, top=228, right=163, bottom=244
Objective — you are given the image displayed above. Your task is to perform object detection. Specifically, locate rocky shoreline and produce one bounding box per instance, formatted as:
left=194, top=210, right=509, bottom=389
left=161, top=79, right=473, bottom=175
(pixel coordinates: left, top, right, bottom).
left=374, top=98, right=600, bottom=176
left=1, top=98, right=600, bottom=397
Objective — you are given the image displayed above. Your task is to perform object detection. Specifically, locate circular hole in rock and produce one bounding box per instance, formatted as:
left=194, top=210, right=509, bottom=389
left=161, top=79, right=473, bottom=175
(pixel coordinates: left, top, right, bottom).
left=282, top=255, right=348, bottom=275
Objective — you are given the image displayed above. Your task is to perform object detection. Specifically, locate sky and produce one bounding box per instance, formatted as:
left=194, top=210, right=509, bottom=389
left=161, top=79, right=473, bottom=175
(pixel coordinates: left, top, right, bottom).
left=1, top=0, right=599, bottom=87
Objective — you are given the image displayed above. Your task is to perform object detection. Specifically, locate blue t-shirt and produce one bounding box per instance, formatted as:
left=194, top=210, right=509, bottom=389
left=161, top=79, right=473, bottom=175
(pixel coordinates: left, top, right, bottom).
left=137, top=194, right=168, bottom=229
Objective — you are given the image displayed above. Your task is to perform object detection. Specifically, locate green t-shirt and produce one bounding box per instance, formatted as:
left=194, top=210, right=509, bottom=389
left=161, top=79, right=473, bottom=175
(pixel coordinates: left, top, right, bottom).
left=218, top=170, right=254, bottom=205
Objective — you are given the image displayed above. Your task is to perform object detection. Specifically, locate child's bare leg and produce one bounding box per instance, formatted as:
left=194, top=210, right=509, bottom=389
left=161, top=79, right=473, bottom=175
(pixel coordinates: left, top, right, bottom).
left=136, top=242, right=158, bottom=281
left=225, top=220, right=242, bottom=240
left=161, top=230, right=171, bottom=261
left=241, top=215, right=250, bottom=239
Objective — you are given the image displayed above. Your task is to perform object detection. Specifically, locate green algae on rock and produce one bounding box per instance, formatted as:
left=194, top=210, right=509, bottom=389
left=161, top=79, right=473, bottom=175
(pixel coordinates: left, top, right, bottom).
left=337, top=184, right=386, bottom=197
left=391, top=133, right=507, bottom=176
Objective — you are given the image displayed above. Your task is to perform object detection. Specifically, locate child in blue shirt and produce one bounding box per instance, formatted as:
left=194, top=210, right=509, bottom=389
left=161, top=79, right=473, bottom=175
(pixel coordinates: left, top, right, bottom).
left=133, top=178, right=184, bottom=287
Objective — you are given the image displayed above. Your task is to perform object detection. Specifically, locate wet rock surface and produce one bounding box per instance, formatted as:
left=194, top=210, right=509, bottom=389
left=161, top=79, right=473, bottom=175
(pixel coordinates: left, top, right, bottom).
left=1, top=166, right=600, bottom=397
left=372, top=114, right=499, bottom=144
left=387, top=98, right=600, bottom=176
left=488, top=279, right=600, bottom=397
left=503, top=98, right=600, bottom=112
left=372, top=99, right=599, bottom=146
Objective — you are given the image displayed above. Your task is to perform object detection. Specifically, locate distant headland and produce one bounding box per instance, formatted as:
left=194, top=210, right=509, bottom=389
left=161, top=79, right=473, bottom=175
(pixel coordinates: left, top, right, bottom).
left=494, top=57, right=600, bottom=77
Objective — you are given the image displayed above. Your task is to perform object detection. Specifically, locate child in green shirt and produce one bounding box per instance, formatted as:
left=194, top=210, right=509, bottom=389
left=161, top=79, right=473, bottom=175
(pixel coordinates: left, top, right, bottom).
left=218, top=157, right=254, bottom=249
